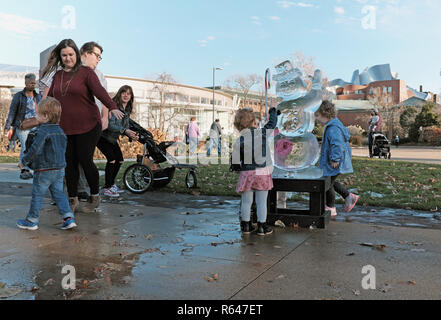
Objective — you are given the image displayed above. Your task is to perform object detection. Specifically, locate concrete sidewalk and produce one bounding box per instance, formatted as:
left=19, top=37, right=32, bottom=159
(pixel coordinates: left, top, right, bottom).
left=0, top=186, right=440, bottom=300
left=352, top=146, right=441, bottom=165
left=0, top=162, right=440, bottom=300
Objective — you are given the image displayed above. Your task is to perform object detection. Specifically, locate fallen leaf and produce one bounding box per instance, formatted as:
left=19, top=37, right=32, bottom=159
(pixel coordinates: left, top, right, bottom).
left=379, top=284, right=392, bottom=293
left=44, top=279, right=55, bottom=286
left=360, top=243, right=386, bottom=251
left=274, top=220, right=286, bottom=228
left=408, top=280, right=417, bottom=285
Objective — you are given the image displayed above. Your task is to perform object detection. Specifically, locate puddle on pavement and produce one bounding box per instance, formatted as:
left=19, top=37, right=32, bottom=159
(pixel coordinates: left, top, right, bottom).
left=123, top=193, right=441, bottom=231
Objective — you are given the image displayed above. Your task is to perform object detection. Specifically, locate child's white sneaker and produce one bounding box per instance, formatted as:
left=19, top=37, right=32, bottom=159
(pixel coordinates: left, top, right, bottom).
left=325, top=206, right=338, bottom=217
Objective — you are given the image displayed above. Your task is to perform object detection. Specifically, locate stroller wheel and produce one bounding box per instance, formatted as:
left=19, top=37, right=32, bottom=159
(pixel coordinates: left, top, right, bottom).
left=123, top=164, right=153, bottom=194
left=185, top=170, right=198, bottom=189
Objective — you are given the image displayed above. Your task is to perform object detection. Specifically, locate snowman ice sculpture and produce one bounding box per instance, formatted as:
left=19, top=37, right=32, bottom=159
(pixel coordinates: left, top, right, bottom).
left=272, top=60, right=324, bottom=179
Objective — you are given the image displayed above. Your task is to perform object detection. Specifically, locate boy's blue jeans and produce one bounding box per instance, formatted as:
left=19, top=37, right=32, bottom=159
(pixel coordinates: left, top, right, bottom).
left=26, top=169, right=74, bottom=225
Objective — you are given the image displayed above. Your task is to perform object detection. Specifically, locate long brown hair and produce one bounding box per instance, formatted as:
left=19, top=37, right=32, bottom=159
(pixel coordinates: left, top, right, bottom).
left=112, top=85, right=134, bottom=115
left=41, top=39, right=82, bottom=78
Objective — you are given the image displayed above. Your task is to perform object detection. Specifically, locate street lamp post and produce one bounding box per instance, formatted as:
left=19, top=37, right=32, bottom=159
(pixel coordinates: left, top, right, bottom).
left=213, top=67, right=223, bottom=123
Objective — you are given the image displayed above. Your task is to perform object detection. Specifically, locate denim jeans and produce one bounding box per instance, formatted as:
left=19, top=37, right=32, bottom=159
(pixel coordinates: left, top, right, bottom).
left=189, top=137, right=198, bottom=155
left=26, top=169, right=74, bottom=224
left=16, top=129, right=30, bottom=171
left=207, top=138, right=221, bottom=156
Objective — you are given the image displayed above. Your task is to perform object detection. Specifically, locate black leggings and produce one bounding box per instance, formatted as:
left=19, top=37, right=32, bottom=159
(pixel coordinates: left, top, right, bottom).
left=65, top=123, right=102, bottom=197
left=96, top=137, right=124, bottom=188
left=326, top=175, right=350, bottom=208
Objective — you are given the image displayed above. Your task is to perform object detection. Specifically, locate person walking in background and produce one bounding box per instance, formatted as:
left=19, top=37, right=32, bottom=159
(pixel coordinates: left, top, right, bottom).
left=368, top=107, right=382, bottom=158
left=206, top=119, right=223, bottom=157
left=97, top=85, right=139, bottom=197
left=16, top=97, right=77, bottom=231
left=315, top=100, right=359, bottom=218
left=394, top=136, right=400, bottom=148
left=47, top=39, right=123, bottom=213
left=231, top=107, right=278, bottom=236
left=3, top=73, right=42, bottom=180
left=187, top=117, right=200, bottom=156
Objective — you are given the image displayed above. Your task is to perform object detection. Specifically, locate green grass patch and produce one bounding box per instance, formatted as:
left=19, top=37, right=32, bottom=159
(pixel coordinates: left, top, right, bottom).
left=0, top=156, right=20, bottom=163
left=100, top=157, right=441, bottom=212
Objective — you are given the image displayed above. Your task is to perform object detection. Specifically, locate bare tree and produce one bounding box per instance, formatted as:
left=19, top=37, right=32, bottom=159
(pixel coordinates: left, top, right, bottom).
left=291, top=51, right=332, bottom=95
left=147, top=72, right=189, bottom=136
left=291, top=51, right=316, bottom=78
left=224, top=74, right=263, bottom=108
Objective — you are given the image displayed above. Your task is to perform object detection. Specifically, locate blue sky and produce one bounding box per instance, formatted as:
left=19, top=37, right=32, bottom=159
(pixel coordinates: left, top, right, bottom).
left=1, top=0, right=441, bottom=93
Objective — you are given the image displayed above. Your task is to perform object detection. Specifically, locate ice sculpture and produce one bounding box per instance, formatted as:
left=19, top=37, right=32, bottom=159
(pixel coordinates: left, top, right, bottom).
left=272, top=60, right=324, bottom=179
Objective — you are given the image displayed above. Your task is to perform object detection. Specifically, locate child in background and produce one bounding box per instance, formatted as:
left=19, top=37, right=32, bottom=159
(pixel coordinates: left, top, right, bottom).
left=315, top=100, right=359, bottom=217
left=17, top=97, right=77, bottom=231
left=232, top=107, right=278, bottom=236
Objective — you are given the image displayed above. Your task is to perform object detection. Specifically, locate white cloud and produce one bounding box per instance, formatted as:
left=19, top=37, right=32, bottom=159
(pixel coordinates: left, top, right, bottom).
left=251, top=16, right=262, bottom=25
left=0, top=12, right=56, bottom=36
left=197, top=36, right=215, bottom=47
left=269, top=16, right=281, bottom=21
left=277, top=1, right=316, bottom=8
left=334, top=6, right=345, bottom=15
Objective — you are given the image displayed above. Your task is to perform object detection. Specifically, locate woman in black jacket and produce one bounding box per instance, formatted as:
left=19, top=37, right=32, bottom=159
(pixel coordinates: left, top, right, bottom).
left=97, top=85, right=139, bottom=197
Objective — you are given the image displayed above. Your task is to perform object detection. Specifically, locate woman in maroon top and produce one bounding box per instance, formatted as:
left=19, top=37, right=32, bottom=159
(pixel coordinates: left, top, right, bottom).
left=48, top=39, right=123, bottom=213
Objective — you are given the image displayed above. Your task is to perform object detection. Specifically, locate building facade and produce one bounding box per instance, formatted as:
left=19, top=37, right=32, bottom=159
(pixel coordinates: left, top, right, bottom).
left=105, top=76, right=237, bottom=140
left=208, top=86, right=278, bottom=120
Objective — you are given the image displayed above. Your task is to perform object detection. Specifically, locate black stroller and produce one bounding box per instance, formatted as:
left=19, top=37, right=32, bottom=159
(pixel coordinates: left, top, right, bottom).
left=372, top=132, right=391, bottom=159
left=123, top=119, right=198, bottom=194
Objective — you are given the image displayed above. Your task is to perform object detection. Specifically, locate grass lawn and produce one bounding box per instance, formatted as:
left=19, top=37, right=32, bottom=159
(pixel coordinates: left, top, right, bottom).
left=97, top=157, right=441, bottom=212
left=0, top=155, right=20, bottom=163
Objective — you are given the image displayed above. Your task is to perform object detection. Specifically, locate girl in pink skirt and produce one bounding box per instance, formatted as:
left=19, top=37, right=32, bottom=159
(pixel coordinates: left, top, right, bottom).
left=231, top=107, right=278, bottom=236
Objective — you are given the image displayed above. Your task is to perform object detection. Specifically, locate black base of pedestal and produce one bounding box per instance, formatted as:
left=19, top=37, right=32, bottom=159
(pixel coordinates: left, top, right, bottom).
left=267, top=177, right=332, bottom=229
left=267, top=211, right=330, bottom=229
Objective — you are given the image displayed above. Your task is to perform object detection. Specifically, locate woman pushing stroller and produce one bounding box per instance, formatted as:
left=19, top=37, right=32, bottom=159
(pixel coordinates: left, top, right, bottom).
left=97, top=85, right=139, bottom=197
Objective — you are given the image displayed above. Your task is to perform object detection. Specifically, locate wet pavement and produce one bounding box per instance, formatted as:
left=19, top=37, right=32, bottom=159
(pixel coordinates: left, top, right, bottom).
left=1, top=163, right=441, bottom=300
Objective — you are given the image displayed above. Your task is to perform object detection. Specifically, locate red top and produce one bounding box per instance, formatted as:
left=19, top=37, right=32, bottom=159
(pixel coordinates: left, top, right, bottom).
left=48, top=66, right=118, bottom=135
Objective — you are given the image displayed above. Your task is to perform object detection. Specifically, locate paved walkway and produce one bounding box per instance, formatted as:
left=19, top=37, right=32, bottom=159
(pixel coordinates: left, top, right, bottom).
left=0, top=163, right=440, bottom=300
left=352, top=146, right=441, bottom=165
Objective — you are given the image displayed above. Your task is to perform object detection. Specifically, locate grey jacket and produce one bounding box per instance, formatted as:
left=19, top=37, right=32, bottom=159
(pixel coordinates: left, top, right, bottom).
left=209, top=121, right=223, bottom=138
left=100, top=107, right=130, bottom=144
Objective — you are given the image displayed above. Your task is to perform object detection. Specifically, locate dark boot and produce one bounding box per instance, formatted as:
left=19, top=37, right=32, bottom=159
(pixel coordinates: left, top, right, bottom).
left=240, top=221, right=256, bottom=234
left=257, top=222, right=273, bottom=236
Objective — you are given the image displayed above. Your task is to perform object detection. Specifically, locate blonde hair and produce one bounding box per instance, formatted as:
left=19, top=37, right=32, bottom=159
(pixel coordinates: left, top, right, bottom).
left=38, top=97, right=62, bottom=124
left=234, top=108, right=256, bottom=132
left=316, top=100, right=337, bottom=119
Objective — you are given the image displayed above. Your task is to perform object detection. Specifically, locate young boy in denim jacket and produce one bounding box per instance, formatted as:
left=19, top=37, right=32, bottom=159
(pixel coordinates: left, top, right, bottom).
left=315, top=100, right=359, bottom=217
left=17, top=97, right=77, bottom=231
